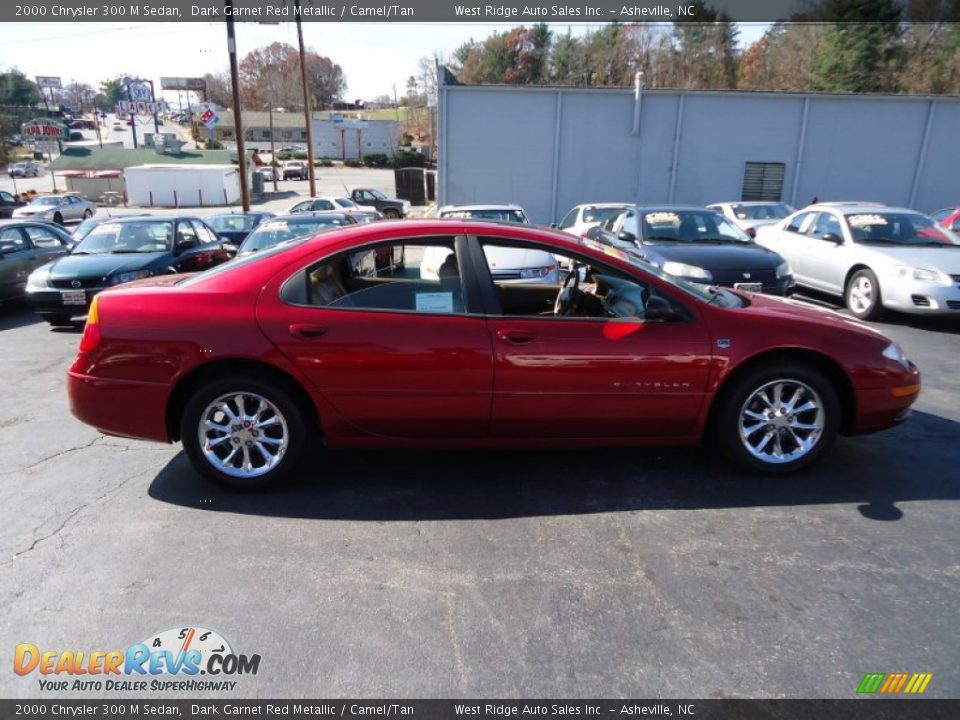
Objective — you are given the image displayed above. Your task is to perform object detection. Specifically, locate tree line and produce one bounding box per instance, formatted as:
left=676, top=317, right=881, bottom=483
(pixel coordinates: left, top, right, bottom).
left=448, top=0, right=960, bottom=95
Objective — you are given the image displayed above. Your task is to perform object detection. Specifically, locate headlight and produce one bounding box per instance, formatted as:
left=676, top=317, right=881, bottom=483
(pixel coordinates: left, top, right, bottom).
left=894, top=264, right=951, bottom=286
left=110, top=270, right=151, bottom=285
left=776, top=260, right=792, bottom=278
left=26, top=268, right=52, bottom=292
left=882, top=341, right=911, bottom=369
left=662, top=261, right=712, bottom=281
left=519, top=265, right=557, bottom=279
left=403, top=200, right=411, bottom=210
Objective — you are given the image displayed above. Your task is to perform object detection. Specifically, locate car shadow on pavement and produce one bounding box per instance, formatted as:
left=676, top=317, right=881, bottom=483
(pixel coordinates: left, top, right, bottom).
left=148, top=410, right=959, bottom=522
left=0, top=304, right=41, bottom=331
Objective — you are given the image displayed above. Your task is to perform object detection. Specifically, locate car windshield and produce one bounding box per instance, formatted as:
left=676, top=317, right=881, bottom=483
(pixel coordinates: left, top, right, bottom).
left=208, top=214, right=262, bottom=232
left=30, top=197, right=62, bottom=206
left=580, top=238, right=722, bottom=304
left=71, top=220, right=174, bottom=254
left=72, top=218, right=102, bottom=241
left=641, top=210, right=752, bottom=243
left=239, top=218, right=351, bottom=254
left=731, top=203, right=792, bottom=220
left=335, top=198, right=358, bottom=208
left=845, top=212, right=960, bottom=246
left=441, top=209, right=529, bottom=224
left=582, top=206, right=627, bottom=225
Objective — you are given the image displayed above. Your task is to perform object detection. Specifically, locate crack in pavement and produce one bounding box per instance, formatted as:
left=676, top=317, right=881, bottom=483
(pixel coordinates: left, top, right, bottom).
left=3, top=467, right=153, bottom=568
left=0, top=436, right=103, bottom=477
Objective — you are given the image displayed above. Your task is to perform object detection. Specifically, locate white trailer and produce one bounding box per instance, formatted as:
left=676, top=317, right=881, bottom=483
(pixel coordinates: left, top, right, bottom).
left=123, top=164, right=245, bottom=207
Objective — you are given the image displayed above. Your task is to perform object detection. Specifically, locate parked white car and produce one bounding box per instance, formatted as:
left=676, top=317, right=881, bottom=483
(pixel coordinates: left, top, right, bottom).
left=557, top=202, right=632, bottom=237
left=755, top=203, right=960, bottom=319
left=707, top=201, right=795, bottom=238
left=285, top=196, right=376, bottom=214
left=13, top=193, right=96, bottom=225
left=423, top=205, right=558, bottom=283
left=437, top=204, right=529, bottom=224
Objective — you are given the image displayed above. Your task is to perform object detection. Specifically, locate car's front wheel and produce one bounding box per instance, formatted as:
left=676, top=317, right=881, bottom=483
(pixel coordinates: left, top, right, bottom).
left=715, top=364, right=840, bottom=474
left=845, top=268, right=884, bottom=320
left=181, top=375, right=310, bottom=490
left=82, top=209, right=92, bottom=219
left=53, top=212, right=63, bottom=225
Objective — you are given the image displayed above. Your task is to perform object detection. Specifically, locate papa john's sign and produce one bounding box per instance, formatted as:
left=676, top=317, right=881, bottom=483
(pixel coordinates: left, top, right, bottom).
left=21, top=118, right=69, bottom=140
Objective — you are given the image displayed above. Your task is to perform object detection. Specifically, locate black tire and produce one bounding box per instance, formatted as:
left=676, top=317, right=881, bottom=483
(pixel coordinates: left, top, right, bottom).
left=53, top=212, right=63, bottom=225
left=181, top=374, right=311, bottom=490
left=82, top=209, right=92, bottom=219
left=383, top=208, right=400, bottom=219
left=44, top=314, right=75, bottom=327
left=845, top=268, right=884, bottom=321
left=713, top=363, right=840, bottom=475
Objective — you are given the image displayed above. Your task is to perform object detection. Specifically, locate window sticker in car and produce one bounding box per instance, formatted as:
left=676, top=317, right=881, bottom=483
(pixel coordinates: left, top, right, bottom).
left=415, top=292, right=454, bottom=313
left=848, top=214, right=888, bottom=228
left=258, top=221, right=288, bottom=232
left=644, top=212, right=680, bottom=224
left=90, top=223, right=122, bottom=235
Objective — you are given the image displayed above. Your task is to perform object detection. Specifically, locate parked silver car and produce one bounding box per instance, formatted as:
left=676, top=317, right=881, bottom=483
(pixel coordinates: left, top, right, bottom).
left=13, top=193, right=96, bottom=225
left=7, top=161, right=42, bottom=178
left=707, top=201, right=795, bottom=238
left=755, top=203, right=960, bottom=319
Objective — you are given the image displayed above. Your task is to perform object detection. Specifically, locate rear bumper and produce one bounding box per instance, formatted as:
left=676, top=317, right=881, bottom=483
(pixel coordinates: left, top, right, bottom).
left=68, top=368, right=172, bottom=443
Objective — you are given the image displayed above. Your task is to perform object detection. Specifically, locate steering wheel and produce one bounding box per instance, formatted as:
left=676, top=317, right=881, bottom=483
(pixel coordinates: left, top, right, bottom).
left=554, top=264, right=582, bottom=316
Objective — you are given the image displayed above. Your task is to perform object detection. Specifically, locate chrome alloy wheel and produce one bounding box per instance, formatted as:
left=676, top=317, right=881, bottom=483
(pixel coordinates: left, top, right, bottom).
left=738, top=379, right=825, bottom=465
left=848, top=275, right=875, bottom=314
left=198, top=392, right=289, bottom=478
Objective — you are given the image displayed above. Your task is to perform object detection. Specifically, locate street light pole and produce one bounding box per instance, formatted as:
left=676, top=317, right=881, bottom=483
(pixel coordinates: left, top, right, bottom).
left=269, top=105, right=278, bottom=193
left=295, top=0, right=317, bottom=198
left=226, top=0, right=250, bottom=211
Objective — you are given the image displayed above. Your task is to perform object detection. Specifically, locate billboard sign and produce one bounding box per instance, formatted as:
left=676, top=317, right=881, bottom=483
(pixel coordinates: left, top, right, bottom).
left=128, top=82, right=153, bottom=102
left=116, top=100, right=167, bottom=115
left=35, top=76, right=62, bottom=89
left=160, top=77, right=207, bottom=92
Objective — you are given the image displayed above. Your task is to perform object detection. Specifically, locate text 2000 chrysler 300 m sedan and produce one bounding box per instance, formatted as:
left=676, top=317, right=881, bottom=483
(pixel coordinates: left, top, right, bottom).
left=67, top=220, right=921, bottom=490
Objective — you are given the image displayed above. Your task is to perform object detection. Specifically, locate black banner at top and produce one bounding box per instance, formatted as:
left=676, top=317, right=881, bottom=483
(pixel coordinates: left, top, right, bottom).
left=0, top=0, right=939, bottom=24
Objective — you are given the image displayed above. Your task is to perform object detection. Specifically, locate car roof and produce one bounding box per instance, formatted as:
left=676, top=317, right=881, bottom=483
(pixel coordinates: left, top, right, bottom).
left=571, top=202, right=632, bottom=209
left=811, top=201, right=887, bottom=208
left=806, top=203, right=915, bottom=215
left=439, top=204, right=527, bottom=213
left=96, top=215, right=195, bottom=223
left=708, top=201, right=787, bottom=207
left=270, top=212, right=352, bottom=221
left=634, top=205, right=717, bottom=213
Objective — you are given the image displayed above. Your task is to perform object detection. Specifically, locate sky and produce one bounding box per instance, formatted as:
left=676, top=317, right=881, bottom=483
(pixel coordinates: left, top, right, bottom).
left=0, top=21, right=770, bottom=105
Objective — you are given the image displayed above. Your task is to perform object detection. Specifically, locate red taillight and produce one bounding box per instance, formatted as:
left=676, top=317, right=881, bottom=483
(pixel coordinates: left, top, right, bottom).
left=79, top=296, right=101, bottom=353
left=746, top=226, right=756, bottom=238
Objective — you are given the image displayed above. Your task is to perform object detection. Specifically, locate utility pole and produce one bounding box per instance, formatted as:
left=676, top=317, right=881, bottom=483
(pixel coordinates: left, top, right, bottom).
left=269, top=105, right=278, bottom=193
left=295, top=0, right=317, bottom=198
left=226, top=0, right=250, bottom=211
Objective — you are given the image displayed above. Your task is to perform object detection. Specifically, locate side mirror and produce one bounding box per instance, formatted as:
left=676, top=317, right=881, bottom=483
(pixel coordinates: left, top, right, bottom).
left=175, top=238, right=197, bottom=254
left=822, top=232, right=843, bottom=244
left=618, top=229, right=636, bottom=243
left=550, top=222, right=558, bottom=229
left=645, top=296, right=685, bottom=323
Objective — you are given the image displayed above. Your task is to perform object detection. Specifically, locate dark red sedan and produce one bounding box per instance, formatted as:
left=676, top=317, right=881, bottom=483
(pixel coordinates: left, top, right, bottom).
left=67, top=221, right=921, bottom=489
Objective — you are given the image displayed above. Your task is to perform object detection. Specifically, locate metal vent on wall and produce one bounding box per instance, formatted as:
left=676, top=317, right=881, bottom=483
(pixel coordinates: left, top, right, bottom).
left=741, top=162, right=785, bottom=201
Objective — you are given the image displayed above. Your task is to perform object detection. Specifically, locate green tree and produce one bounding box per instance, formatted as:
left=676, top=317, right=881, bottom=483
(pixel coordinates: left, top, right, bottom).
left=812, top=0, right=904, bottom=92
left=98, top=78, right=126, bottom=111
left=0, top=69, right=41, bottom=164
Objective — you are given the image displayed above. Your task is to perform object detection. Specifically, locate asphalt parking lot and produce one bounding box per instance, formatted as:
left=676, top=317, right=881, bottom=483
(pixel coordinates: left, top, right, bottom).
left=1, top=293, right=958, bottom=699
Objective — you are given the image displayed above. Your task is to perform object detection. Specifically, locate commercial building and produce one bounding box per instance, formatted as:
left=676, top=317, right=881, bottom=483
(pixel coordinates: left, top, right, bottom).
left=437, top=79, right=960, bottom=225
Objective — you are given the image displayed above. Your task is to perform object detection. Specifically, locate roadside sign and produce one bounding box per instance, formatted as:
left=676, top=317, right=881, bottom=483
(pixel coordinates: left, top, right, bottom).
left=35, top=141, right=60, bottom=154
left=200, top=108, right=221, bottom=128
left=35, top=76, right=62, bottom=89
left=116, top=100, right=167, bottom=115
left=21, top=118, right=69, bottom=140
left=128, top=82, right=153, bottom=102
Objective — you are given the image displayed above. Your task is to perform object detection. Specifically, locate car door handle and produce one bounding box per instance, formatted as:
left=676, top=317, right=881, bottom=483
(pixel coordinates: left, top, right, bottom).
left=497, top=329, right=535, bottom=345
left=289, top=323, right=328, bottom=339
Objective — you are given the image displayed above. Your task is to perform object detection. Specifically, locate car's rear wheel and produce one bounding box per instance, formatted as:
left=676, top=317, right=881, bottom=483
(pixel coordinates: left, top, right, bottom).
left=715, top=364, right=839, bottom=474
left=53, top=212, right=63, bottom=225
left=44, top=313, right=75, bottom=327
left=845, top=268, right=884, bottom=320
left=181, top=375, right=309, bottom=490
left=383, top=208, right=400, bottom=219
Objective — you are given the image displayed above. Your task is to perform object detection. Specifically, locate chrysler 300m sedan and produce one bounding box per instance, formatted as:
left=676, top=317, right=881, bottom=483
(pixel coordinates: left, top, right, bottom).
left=67, top=221, right=921, bottom=489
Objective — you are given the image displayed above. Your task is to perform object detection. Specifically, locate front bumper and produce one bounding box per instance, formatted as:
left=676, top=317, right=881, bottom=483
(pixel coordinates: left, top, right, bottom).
left=849, top=362, right=921, bottom=435
left=882, top=278, right=960, bottom=315
left=27, top=287, right=104, bottom=317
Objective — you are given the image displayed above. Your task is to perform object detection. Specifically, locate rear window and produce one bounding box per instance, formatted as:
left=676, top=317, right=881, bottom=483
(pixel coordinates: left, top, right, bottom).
left=239, top=218, right=351, bottom=254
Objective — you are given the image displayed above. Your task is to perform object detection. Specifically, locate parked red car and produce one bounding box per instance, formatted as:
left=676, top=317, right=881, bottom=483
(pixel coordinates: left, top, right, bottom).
left=67, top=221, right=920, bottom=489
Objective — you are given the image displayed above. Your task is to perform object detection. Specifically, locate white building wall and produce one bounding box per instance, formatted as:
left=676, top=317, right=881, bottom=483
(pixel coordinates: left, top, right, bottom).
left=439, top=85, right=960, bottom=225
left=311, top=119, right=400, bottom=160
left=124, top=165, right=243, bottom=207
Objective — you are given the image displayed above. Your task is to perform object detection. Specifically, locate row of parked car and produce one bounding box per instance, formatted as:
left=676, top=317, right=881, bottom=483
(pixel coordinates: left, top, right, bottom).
left=552, top=200, right=960, bottom=320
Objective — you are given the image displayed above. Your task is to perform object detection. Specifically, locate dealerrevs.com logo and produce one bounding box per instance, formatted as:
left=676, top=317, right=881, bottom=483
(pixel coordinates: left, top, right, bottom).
left=14, top=626, right=261, bottom=693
